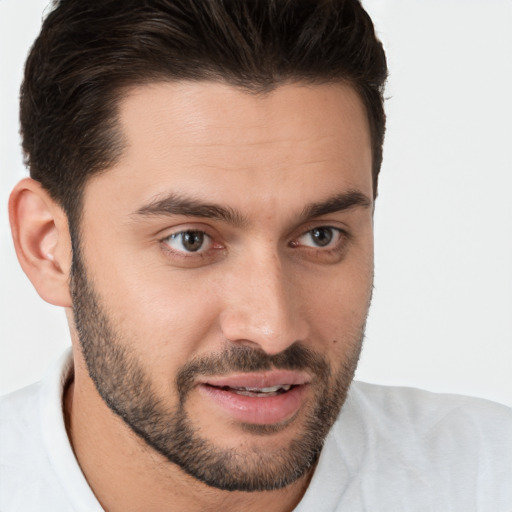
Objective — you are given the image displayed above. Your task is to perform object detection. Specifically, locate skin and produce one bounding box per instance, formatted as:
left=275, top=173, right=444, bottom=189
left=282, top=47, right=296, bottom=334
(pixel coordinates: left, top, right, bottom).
left=10, top=81, right=374, bottom=512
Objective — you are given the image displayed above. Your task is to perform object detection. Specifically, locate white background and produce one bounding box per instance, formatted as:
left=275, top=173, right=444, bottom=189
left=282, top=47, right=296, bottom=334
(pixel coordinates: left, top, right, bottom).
left=1, top=0, right=511, bottom=406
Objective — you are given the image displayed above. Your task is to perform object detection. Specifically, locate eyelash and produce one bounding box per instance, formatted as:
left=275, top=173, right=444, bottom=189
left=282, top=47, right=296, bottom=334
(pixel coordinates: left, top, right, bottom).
left=160, top=230, right=219, bottom=259
left=159, top=225, right=349, bottom=262
left=290, top=226, right=345, bottom=250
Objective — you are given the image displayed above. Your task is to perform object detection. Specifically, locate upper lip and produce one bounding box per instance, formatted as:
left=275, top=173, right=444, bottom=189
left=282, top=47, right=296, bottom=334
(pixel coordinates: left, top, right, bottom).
left=198, top=370, right=311, bottom=389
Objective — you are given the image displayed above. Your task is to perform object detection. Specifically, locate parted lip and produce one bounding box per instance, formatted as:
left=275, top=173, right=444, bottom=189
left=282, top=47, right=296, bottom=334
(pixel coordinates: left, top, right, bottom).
left=198, top=370, right=311, bottom=390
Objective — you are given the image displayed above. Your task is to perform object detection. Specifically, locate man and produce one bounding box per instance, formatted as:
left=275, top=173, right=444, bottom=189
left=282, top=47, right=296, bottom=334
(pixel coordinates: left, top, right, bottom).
left=1, top=1, right=510, bottom=511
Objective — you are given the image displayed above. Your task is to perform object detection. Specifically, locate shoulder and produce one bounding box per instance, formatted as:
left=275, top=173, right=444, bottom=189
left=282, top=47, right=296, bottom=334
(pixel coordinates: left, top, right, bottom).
left=339, top=381, right=512, bottom=454
left=0, top=381, right=44, bottom=454
left=0, top=351, right=100, bottom=511
left=347, top=380, right=512, bottom=430
left=0, top=381, right=67, bottom=510
left=324, top=382, right=512, bottom=510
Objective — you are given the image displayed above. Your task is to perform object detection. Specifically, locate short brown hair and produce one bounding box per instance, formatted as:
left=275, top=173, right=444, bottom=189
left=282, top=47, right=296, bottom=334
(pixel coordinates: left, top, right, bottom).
left=21, top=0, right=387, bottom=226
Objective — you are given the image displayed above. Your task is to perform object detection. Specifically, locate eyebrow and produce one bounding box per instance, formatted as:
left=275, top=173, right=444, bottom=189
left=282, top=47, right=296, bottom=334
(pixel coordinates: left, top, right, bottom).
left=133, top=189, right=372, bottom=226
left=134, top=193, right=248, bottom=227
left=300, top=190, right=372, bottom=220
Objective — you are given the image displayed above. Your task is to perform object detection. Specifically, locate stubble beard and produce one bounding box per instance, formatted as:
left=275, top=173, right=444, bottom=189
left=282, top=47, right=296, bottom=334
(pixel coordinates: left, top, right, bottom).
left=70, top=245, right=367, bottom=492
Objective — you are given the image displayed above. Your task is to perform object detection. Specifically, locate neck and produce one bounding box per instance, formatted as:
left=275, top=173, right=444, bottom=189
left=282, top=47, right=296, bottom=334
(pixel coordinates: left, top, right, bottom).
left=64, top=367, right=313, bottom=512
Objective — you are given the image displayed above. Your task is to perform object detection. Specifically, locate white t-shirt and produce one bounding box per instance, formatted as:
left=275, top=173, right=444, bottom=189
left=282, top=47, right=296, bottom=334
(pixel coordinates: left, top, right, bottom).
left=1, top=350, right=511, bottom=511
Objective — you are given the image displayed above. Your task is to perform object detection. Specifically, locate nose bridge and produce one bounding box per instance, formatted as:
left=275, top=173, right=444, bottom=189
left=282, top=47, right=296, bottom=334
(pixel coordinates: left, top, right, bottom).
left=220, top=247, right=306, bottom=354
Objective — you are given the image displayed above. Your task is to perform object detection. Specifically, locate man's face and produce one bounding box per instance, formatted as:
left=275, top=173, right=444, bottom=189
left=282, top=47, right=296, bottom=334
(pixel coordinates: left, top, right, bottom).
left=71, top=82, right=374, bottom=491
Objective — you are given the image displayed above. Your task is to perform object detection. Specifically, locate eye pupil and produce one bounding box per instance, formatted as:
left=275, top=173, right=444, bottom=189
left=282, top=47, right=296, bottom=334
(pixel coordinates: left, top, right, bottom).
left=182, top=231, right=204, bottom=252
left=311, top=227, right=333, bottom=247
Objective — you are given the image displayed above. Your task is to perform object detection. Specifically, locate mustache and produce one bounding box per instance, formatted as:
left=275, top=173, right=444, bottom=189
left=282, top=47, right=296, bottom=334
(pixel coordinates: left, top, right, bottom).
left=176, top=342, right=331, bottom=398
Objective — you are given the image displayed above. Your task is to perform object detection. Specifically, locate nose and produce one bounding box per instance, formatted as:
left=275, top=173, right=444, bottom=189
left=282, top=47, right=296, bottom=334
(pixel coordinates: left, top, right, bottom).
left=219, top=249, right=309, bottom=355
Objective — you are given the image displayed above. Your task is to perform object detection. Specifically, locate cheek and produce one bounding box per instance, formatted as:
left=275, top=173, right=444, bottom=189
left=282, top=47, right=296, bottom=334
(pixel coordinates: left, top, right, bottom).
left=90, top=255, right=222, bottom=371
left=297, top=256, right=373, bottom=350
left=302, top=246, right=373, bottom=311
left=314, top=280, right=370, bottom=372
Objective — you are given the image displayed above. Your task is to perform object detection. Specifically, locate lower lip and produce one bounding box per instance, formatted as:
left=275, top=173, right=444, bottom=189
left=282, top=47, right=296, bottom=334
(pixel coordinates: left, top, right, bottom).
left=198, top=384, right=308, bottom=425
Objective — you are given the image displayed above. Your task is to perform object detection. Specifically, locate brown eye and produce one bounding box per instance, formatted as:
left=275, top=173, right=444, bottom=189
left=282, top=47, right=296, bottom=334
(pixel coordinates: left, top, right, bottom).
left=296, top=227, right=341, bottom=248
left=164, top=230, right=211, bottom=253
left=310, top=227, right=333, bottom=247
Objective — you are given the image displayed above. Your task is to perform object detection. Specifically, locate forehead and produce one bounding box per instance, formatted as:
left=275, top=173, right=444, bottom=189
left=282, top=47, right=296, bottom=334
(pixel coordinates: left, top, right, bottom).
left=118, top=80, right=371, bottom=161
left=85, top=81, right=373, bottom=213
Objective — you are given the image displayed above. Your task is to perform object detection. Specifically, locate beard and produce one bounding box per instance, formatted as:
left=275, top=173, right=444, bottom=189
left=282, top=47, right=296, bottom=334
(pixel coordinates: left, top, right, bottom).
left=70, top=245, right=366, bottom=492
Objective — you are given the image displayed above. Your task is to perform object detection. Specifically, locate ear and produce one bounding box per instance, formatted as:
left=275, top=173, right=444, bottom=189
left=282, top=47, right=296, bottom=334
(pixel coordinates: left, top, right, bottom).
left=9, top=178, right=73, bottom=307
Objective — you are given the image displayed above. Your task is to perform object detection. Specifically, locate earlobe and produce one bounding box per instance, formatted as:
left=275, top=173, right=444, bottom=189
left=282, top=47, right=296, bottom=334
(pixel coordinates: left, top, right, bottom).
left=9, top=178, right=73, bottom=307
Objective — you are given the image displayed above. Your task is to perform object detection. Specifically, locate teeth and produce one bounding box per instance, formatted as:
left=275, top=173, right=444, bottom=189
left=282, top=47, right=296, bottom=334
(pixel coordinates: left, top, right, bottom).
left=227, top=384, right=292, bottom=394
left=256, top=385, right=291, bottom=393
